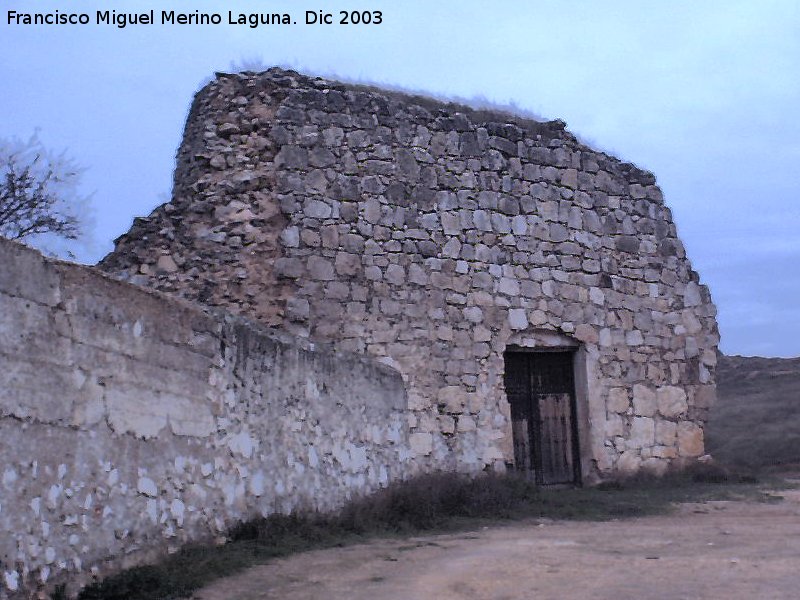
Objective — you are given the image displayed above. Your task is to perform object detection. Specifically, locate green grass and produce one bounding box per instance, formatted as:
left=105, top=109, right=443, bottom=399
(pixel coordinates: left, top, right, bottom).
left=76, top=463, right=778, bottom=600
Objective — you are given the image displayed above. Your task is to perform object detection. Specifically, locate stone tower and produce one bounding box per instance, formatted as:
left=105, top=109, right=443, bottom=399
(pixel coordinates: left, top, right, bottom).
left=100, top=68, right=719, bottom=483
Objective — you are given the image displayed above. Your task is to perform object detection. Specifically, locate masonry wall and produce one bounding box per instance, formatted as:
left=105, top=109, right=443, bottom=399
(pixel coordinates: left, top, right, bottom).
left=101, top=67, right=720, bottom=480
left=0, top=238, right=409, bottom=597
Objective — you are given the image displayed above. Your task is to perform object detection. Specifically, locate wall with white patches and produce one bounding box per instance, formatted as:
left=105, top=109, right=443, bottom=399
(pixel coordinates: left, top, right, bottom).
left=0, top=238, right=409, bottom=597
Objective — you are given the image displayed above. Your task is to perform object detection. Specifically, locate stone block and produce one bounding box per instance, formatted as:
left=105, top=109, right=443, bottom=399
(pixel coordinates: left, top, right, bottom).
left=333, top=252, right=360, bottom=277
left=474, top=326, right=492, bottom=342
left=606, top=387, right=629, bottom=413
left=438, top=386, right=465, bottom=412
left=310, top=146, right=336, bottom=168
left=677, top=422, right=704, bottom=457
left=616, top=450, right=641, bottom=474
left=549, top=223, right=569, bottom=242
left=304, top=199, right=332, bottom=219
left=498, top=278, right=519, bottom=296
left=275, top=257, right=304, bottom=279
left=657, top=386, right=688, bottom=417
left=105, top=385, right=168, bottom=439
left=683, top=282, right=702, bottom=307
left=441, top=212, right=462, bottom=235
left=364, top=266, right=382, bottom=281
left=511, top=215, right=527, bottom=235
left=632, top=384, right=656, bottom=417
left=605, top=414, right=624, bottom=437
left=629, top=417, right=655, bottom=448
left=573, top=323, right=598, bottom=344
left=615, top=236, right=640, bottom=253
left=473, top=210, right=492, bottom=232
left=463, top=307, right=484, bottom=323
left=651, top=445, right=678, bottom=459
left=589, top=287, right=605, bottom=305
left=491, top=213, right=511, bottom=233
left=286, top=298, right=310, bottom=321
left=436, top=325, right=453, bottom=341
left=654, top=419, right=677, bottom=445
left=508, top=308, right=528, bottom=330
left=442, top=238, right=461, bottom=258
left=307, top=257, right=335, bottom=281
left=280, top=226, right=300, bottom=247
left=529, top=310, right=548, bottom=326
left=275, top=145, right=308, bottom=169
left=417, top=240, right=438, bottom=257
left=363, top=198, right=382, bottom=223
left=625, top=330, right=644, bottom=346
left=156, top=254, right=178, bottom=273
left=560, top=168, right=578, bottom=189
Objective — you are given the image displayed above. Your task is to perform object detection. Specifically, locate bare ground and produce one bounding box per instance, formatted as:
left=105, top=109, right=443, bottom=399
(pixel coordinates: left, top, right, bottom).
left=192, top=488, right=800, bottom=600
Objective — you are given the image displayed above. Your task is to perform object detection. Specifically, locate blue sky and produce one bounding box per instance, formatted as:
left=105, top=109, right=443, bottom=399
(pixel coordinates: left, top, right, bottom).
left=1, top=0, right=798, bottom=356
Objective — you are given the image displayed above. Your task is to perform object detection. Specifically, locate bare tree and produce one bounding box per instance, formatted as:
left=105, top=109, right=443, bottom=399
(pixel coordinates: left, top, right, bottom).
left=0, top=133, right=92, bottom=257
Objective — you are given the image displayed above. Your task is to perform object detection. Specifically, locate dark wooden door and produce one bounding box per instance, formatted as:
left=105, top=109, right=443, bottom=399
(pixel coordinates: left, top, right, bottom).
left=504, top=351, right=579, bottom=485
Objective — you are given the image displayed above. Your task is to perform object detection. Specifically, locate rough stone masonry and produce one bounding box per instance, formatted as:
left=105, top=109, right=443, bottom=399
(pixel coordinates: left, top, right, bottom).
left=101, top=67, right=719, bottom=481
left=0, top=238, right=410, bottom=597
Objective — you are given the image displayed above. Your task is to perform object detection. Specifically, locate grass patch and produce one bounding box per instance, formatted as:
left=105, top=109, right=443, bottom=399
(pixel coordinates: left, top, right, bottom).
left=707, top=354, right=800, bottom=468
left=76, top=463, right=776, bottom=600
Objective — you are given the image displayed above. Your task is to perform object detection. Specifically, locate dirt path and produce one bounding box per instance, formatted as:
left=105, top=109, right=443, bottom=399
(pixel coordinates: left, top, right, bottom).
left=192, top=489, right=800, bottom=600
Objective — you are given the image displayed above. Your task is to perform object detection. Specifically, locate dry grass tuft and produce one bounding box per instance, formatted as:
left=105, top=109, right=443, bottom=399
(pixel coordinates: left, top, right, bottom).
left=76, top=466, right=770, bottom=600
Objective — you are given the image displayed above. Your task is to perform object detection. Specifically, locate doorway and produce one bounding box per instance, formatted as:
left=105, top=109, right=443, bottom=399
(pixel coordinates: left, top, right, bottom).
left=504, top=350, right=581, bottom=485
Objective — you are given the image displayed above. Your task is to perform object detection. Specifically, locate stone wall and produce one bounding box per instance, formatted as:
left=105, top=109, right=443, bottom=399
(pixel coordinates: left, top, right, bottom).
left=0, top=238, right=409, bottom=597
left=100, top=67, right=719, bottom=480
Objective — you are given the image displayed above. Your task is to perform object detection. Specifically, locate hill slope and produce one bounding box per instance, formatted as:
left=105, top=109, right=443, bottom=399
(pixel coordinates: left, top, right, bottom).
left=706, top=355, right=800, bottom=468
